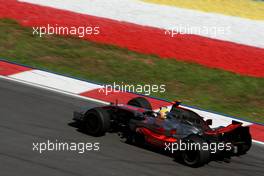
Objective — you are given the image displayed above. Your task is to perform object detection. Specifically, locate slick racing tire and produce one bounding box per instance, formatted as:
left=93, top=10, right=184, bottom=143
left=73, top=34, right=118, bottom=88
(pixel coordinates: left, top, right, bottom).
left=127, top=97, right=152, bottom=110
left=181, top=135, right=210, bottom=167
left=84, top=107, right=110, bottom=136
left=237, top=132, right=252, bottom=155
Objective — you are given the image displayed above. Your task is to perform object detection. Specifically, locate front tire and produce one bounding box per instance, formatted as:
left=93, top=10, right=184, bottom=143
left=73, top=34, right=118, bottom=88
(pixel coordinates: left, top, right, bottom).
left=84, top=107, right=110, bottom=136
left=127, top=97, right=152, bottom=110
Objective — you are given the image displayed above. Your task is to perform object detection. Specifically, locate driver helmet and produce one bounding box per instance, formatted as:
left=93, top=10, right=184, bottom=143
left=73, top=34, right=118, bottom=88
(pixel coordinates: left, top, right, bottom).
left=159, top=107, right=169, bottom=119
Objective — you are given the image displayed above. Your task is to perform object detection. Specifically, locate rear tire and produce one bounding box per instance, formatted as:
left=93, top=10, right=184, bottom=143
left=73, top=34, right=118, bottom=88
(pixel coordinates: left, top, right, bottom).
left=181, top=135, right=210, bottom=167
left=237, top=132, right=252, bottom=155
left=84, top=107, right=110, bottom=136
left=127, top=97, right=152, bottom=110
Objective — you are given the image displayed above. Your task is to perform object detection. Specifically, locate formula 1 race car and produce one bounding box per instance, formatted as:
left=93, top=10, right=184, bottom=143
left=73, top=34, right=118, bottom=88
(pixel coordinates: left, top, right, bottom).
left=73, top=97, right=252, bottom=167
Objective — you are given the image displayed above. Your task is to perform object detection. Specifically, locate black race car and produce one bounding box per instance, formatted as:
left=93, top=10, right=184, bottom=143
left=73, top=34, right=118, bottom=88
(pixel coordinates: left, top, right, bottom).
left=73, top=97, right=252, bottom=167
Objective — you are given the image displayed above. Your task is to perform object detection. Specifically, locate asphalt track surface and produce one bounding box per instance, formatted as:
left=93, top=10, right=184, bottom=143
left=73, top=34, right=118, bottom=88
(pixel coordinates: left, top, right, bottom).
left=0, top=78, right=263, bottom=176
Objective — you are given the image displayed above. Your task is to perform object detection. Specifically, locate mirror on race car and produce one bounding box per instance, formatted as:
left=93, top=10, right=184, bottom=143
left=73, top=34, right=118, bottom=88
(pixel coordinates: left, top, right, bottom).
left=172, top=100, right=182, bottom=106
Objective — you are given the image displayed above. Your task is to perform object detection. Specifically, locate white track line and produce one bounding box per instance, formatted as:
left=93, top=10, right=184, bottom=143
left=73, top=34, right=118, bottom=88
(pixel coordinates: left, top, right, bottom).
left=252, top=140, right=264, bottom=146
left=0, top=75, right=109, bottom=105
left=9, top=70, right=103, bottom=94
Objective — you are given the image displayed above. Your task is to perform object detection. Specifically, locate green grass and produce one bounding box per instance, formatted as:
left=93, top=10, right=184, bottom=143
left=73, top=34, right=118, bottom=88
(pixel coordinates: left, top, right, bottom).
left=0, top=19, right=264, bottom=123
